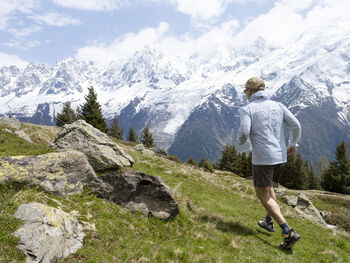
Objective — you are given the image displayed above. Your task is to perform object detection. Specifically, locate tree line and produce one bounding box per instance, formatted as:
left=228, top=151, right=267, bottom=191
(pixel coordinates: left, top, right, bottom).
left=55, top=86, right=155, bottom=148
left=212, top=141, right=350, bottom=194
left=56, top=86, right=349, bottom=194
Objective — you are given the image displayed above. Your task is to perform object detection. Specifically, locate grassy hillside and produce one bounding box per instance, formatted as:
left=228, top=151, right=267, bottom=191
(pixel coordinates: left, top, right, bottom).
left=0, top=123, right=349, bottom=263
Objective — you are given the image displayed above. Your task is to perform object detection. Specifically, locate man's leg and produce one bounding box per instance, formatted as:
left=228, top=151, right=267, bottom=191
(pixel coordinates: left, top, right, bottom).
left=255, top=186, right=285, bottom=225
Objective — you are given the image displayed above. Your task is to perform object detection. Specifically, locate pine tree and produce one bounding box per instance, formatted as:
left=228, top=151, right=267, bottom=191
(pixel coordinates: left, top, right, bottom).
left=109, top=117, right=123, bottom=140
left=79, top=86, right=108, bottom=133
left=280, top=154, right=296, bottom=189
left=239, top=152, right=251, bottom=178
left=141, top=125, right=155, bottom=148
left=294, top=156, right=309, bottom=190
left=187, top=156, right=198, bottom=166
left=128, top=127, right=137, bottom=142
left=217, top=145, right=239, bottom=173
left=322, top=140, right=350, bottom=193
left=199, top=157, right=214, bottom=173
left=316, top=156, right=329, bottom=177
left=55, top=101, right=77, bottom=127
left=308, top=164, right=320, bottom=190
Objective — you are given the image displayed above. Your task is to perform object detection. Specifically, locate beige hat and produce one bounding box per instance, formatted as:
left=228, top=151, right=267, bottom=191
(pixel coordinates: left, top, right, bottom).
left=245, top=77, right=265, bottom=90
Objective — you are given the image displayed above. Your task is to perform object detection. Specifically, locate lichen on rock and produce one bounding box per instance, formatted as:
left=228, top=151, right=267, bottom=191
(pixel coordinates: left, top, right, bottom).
left=0, top=151, right=97, bottom=196
left=13, top=202, right=85, bottom=263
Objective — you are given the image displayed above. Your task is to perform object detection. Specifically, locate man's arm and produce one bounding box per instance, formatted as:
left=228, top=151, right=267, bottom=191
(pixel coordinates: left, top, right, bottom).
left=282, top=104, right=301, bottom=153
left=237, top=107, right=251, bottom=145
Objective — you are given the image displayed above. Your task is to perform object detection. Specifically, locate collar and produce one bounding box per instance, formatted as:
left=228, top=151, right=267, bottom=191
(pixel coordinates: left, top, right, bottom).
left=249, top=90, right=270, bottom=102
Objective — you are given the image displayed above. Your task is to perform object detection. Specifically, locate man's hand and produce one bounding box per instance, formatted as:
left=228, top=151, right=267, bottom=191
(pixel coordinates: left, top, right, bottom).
left=287, top=146, right=297, bottom=156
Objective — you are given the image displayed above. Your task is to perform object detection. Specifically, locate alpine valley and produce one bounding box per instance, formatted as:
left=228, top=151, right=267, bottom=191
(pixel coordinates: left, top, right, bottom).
left=1, top=21, right=350, bottom=165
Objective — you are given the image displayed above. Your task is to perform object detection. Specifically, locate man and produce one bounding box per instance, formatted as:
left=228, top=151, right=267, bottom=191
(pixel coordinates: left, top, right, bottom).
left=237, top=77, right=302, bottom=250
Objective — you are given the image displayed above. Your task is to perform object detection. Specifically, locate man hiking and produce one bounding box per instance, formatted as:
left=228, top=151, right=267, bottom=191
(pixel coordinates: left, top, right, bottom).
left=237, top=77, right=302, bottom=250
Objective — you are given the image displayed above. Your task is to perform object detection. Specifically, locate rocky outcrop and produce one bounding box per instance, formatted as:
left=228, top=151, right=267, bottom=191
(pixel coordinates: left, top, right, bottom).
left=0, top=116, right=21, bottom=129
left=150, top=147, right=168, bottom=156
left=14, top=129, right=33, bottom=143
left=52, top=120, right=134, bottom=171
left=0, top=151, right=96, bottom=196
left=133, top=144, right=145, bottom=151
left=294, top=193, right=327, bottom=226
left=133, top=144, right=167, bottom=156
left=90, top=171, right=179, bottom=220
left=0, top=116, right=33, bottom=143
left=13, top=202, right=85, bottom=263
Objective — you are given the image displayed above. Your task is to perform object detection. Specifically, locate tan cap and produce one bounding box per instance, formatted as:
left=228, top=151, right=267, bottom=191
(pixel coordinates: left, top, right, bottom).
left=245, top=77, right=265, bottom=90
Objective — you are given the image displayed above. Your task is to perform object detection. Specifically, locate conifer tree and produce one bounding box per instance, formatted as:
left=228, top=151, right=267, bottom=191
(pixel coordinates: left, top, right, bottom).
left=217, top=145, right=239, bottom=173
left=199, top=157, right=214, bottom=173
left=316, top=156, right=329, bottom=177
left=239, top=152, right=251, bottom=178
left=322, top=140, right=350, bottom=193
left=79, top=86, right=108, bottom=133
left=281, top=153, right=309, bottom=190
left=280, top=154, right=296, bottom=189
left=128, top=127, right=138, bottom=142
left=141, top=125, right=155, bottom=148
left=109, top=117, right=123, bottom=140
left=187, top=156, right=198, bottom=166
left=294, top=156, right=309, bottom=190
left=308, top=164, right=320, bottom=190
left=55, top=101, right=77, bottom=127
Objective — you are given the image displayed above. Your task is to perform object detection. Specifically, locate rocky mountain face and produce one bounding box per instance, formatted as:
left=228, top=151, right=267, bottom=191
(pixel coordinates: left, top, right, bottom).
left=1, top=26, right=350, bottom=164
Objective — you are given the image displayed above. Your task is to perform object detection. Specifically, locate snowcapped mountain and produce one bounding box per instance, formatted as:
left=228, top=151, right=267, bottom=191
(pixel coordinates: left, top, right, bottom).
left=1, top=23, right=350, bottom=164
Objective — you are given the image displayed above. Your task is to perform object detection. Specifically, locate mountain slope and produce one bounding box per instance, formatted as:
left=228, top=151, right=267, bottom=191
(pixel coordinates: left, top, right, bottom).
left=1, top=21, right=350, bottom=164
left=1, top=122, right=350, bottom=262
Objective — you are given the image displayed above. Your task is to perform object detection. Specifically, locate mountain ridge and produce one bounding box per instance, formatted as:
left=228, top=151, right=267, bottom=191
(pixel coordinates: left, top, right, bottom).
left=1, top=23, right=350, bottom=164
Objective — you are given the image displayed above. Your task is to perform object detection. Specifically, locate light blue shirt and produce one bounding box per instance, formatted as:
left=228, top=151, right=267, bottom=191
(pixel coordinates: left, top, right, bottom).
left=237, top=91, right=301, bottom=165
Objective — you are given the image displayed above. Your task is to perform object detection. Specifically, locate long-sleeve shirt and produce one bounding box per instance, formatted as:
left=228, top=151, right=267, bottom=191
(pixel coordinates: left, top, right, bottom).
left=237, top=91, right=301, bottom=165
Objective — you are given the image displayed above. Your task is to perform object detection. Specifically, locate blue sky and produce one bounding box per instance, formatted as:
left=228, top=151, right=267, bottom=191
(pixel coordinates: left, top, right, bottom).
left=0, top=0, right=349, bottom=67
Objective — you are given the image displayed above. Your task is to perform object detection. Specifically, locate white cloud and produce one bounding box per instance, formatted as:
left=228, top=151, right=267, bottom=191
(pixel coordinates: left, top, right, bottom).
left=76, top=22, right=170, bottom=63
left=52, top=0, right=124, bottom=11
left=0, top=0, right=39, bottom=30
left=4, top=39, right=41, bottom=49
left=76, top=20, right=240, bottom=64
left=7, top=25, right=41, bottom=38
left=0, top=52, right=28, bottom=67
left=232, top=0, right=350, bottom=50
left=169, top=0, right=267, bottom=20
left=29, top=13, right=81, bottom=27
left=170, top=0, right=226, bottom=20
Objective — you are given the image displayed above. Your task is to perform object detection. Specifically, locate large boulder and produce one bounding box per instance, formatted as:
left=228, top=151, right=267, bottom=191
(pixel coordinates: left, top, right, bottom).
left=294, top=193, right=327, bottom=225
left=52, top=120, right=134, bottom=171
left=0, top=151, right=96, bottom=196
left=90, top=171, right=179, bottom=220
left=0, top=116, right=21, bottom=129
left=13, top=202, right=85, bottom=263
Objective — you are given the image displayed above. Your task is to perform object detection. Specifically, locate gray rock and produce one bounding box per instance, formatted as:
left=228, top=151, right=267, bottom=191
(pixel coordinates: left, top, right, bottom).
left=0, top=116, right=21, bottom=129
left=14, top=129, right=33, bottom=143
left=0, top=151, right=96, bottom=196
left=2, top=128, right=13, bottom=133
left=150, top=147, right=168, bottom=156
left=52, top=120, right=134, bottom=171
left=143, top=149, right=155, bottom=155
left=13, top=202, right=85, bottom=263
left=295, top=193, right=327, bottom=225
left=90, top=171, right=179, bottom=220
left=283, top=195, right=298, bottom=207
left=133, top=144, right=145, bottom=151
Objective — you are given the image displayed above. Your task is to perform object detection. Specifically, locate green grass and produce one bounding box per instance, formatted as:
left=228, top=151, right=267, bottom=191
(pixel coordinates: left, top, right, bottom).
left=0, top=126, right=350, bottom=262
left=0, top=125, right=54, bottom=157
left=309, top=193, right=350, bottom=232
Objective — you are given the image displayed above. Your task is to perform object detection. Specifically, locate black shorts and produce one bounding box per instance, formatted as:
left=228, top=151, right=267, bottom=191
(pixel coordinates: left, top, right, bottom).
left=252, top=163, right=285, bottom=188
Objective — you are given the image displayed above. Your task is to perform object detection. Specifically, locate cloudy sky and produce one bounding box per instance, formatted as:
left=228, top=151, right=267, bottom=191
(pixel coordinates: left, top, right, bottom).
left=0, top=0, right=349, bottom=67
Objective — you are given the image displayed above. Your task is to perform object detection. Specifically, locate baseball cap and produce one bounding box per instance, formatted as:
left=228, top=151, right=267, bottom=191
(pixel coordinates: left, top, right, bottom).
left=245, top=77, right=265, bottom=90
